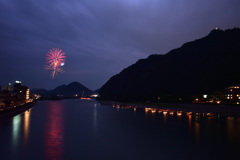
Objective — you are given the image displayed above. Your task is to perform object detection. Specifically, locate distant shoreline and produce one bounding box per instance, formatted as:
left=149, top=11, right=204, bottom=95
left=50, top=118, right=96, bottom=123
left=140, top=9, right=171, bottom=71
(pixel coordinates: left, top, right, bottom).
left=99, top=101, right=240, bottom=117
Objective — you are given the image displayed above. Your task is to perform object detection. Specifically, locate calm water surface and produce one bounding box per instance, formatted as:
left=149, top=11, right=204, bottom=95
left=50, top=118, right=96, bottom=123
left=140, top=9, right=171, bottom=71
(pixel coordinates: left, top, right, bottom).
left=0, top=99, right=240, bottom=160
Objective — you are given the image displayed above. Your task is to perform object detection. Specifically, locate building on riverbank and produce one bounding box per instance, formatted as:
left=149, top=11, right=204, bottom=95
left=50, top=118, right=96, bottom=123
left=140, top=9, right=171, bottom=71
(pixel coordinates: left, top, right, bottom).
left=225, top=85, right=240, bottom=104
left=0, top=81, right=30, bottom=107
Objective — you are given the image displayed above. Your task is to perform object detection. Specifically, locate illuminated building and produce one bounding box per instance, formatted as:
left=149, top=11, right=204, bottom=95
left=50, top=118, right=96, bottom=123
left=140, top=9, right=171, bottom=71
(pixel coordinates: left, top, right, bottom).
left=26, top=89, right=30, bottom=100
left=12, top=80, right=30, bottom=104
left=225, top=85, right=240, bottom=103
left=13, top=80, right=22, bottom=91
left=0, top=81, right=31, bottom=107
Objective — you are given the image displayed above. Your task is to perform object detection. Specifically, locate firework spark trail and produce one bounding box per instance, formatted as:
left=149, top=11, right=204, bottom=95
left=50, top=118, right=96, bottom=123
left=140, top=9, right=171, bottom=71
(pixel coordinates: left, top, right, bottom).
left=45, top=48, right=66, bottom=78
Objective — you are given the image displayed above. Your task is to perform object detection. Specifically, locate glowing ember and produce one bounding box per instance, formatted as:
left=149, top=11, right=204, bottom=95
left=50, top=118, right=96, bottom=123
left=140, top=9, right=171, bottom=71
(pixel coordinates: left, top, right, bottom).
left=45, top=48, right=66, bottom=78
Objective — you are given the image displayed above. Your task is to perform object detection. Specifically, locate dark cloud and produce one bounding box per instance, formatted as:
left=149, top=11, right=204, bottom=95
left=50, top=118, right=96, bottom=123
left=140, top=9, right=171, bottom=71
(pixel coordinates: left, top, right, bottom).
left=0, top=0, right=240, bottom=90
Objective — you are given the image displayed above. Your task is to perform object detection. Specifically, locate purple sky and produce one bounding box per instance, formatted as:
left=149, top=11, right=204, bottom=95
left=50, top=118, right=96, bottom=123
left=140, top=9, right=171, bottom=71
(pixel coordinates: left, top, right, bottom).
left=0, top=0, right=240, bottom=90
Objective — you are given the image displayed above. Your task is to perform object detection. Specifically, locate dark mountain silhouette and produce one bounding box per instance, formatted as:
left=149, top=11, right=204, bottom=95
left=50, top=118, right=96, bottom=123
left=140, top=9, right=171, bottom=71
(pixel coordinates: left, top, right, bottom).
left=99, top=28, right=240, bottom=102
left=93, top=88, right=101, bottom=94
left=31, top=88, right=49, bottom=95
left=32, top=82, right=93, bottom=97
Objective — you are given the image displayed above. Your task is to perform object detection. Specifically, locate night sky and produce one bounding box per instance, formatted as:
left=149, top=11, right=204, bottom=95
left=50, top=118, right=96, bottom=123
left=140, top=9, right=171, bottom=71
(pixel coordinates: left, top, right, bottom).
left=0, top=0, right=240, bottom=90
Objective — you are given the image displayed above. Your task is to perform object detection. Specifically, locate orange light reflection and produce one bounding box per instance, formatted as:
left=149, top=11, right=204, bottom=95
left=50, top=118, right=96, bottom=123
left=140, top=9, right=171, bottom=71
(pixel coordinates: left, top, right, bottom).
left=24, top=109, right=31, bottom=144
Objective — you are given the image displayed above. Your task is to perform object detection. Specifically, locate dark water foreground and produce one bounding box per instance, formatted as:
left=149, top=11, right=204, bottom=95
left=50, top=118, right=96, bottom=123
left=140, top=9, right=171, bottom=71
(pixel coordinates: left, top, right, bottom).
left=0, top=99, right=240, bottom=160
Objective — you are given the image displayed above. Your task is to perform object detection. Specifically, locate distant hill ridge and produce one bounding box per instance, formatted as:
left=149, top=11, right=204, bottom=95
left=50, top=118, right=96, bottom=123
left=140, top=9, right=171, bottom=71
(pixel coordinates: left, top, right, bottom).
left=99, top=28, right=240, bottom=102
left=32, top=82, right=93, bottom=97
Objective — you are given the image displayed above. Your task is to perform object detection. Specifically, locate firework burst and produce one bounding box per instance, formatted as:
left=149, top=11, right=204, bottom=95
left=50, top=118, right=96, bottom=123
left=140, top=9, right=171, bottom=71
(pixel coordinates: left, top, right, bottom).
left=45, top=48, right=66, bottom=78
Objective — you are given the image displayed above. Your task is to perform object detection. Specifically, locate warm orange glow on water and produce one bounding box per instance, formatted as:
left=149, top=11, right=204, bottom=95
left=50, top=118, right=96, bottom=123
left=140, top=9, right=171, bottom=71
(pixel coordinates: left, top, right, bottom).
left=24, top=109, right=31, bottom=144
left=177, top=112, right=182, bottom=116
left=145, top=108, right=157, bottom=114
left=152, top=109, right=156, bottom=113
left=163, top=111, right=167, bottom=124
left=116, top=105, right=120, bottom=111
left=80, top=97, right=91, bottom=100
left=163, top=111, right=168, bottom=115
left=226, top=117, right=236, bottom=143
left=134, top=107, right=137, bottom=112
left=145, top=108, right=151, bottom=112
left=109, top=103, right=240, bottom=146
left=195, top=122, right=200, bottom=144
left=188, top=114, right=192, bottom=133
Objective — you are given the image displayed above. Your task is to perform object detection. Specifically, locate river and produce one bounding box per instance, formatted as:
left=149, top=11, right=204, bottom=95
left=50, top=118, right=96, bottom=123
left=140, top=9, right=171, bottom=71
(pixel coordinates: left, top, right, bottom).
left=0, top=99, right=240, bottom=160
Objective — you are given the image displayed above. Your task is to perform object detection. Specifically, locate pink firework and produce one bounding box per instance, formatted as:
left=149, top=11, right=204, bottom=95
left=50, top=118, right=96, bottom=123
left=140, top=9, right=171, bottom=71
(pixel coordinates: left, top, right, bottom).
left=45, top=48, right=66, bottom=78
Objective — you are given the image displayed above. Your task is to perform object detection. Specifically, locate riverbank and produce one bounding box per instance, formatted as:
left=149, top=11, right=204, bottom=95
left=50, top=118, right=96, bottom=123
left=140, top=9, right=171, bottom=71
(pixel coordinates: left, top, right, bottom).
left=99, top=101, right=240, bottom=117
left=0, top=101, right=36, bottom=120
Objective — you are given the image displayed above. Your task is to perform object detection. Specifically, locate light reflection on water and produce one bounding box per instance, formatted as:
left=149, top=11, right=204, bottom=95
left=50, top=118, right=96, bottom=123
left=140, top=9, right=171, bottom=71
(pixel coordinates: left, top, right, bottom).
left=112, top=104, right=240, bottom=146
left=12, top=114, right=21, bottom=148
left=93, top=103, right=98, bottom=131
left=194, top=122, right=200, bottom=144
left=11, top=109, right=32, bottom=156
left=45, top=101, right=64, bottom=160
left=187, top=114, right=192, bottom=134
left=1, top=100, right=240, bottom=160
left=24, top=109, right=31, bottom=144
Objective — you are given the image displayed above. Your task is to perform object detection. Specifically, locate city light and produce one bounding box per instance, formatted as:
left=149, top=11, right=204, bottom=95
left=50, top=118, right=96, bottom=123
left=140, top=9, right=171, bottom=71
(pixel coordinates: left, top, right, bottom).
left=163, top=111, right=168, bottom=115
left=90, top=94, right=99, bottom=98
left=26, top=89, right=30, bottom=100
left=177, top=112, right=182, bottom=116
left=80, top=97, right=91, bottom=100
